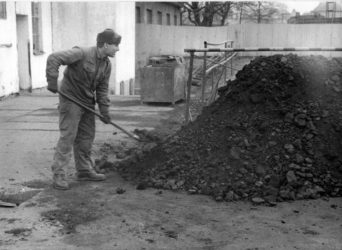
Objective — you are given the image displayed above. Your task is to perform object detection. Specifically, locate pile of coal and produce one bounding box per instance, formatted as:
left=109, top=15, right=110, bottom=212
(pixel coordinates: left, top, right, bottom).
left=116, top=54, right=342, bottom=203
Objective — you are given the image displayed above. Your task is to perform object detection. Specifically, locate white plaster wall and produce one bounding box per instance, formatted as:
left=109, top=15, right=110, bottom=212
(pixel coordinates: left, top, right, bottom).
left=135, top=23, right=342, bottom=89
left=0, top=2, right=19, bottom=97
left=114, top=2, right=135, bottom=95
left=51, top=2, right=88, bottom=50
left=228, top=23, right=342, bottom=57
left=136, top=24, right=229, bottom=70
left=136, top=23, right=342, bottom=65
left=15, top=1, right=30, bottom=15
left=16, top=15, right=31, bottom=89
left=30, top=2, right=53, bottom=89
left=51, top=2, right=135, bottom=95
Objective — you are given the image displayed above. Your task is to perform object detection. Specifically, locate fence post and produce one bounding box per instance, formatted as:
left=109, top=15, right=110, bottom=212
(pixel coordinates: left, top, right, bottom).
left=231, top=41, right=234, bottom=76
left=201, top=41, right=207, bottom=104
left=185, top=51, right=194, bottom=124
left=224, top=42, right=227, bottom=82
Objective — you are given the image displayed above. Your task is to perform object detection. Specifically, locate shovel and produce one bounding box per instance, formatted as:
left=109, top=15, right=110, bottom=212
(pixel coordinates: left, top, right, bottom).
left=58, top=91, right=141, bottom=141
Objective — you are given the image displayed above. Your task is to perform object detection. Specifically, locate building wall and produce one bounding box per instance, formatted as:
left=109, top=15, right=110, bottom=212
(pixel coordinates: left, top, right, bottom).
left=30, top=2, right=53, bottom=89
left=136, top=23, right=342, bottom=60
left=135, top=2, right=181, bottom=25
left=0, top=2, right=19, bottom=97
left=51, top=2, right=135, bottom=95
left=114, top=2, right=135, bottom=95
left=135, top=23, right=342, bottom=90
left=0, top=2, right=53, bottom=97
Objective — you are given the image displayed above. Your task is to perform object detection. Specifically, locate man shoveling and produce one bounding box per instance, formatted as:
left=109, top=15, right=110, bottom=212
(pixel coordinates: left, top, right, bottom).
left=46, top=29, right=121, bottom=190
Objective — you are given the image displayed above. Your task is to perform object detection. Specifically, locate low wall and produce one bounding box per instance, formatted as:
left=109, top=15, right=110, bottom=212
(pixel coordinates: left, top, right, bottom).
left=136, top=23, right=342, bottom=90
left=137, top=23, right=342, bottom=60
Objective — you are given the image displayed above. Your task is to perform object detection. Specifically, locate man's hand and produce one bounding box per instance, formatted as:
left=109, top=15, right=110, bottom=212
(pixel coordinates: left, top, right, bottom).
left=100, top=114, right=111, bottom=124
left=47, top=78, right=58, bottom=94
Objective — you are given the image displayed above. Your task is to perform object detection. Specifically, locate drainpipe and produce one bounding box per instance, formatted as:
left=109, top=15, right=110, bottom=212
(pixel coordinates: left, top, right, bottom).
left=50, top=2, right=53, bottom=51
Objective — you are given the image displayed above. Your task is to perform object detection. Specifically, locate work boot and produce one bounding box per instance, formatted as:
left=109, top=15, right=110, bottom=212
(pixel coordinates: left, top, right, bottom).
left=77, top=170, right=106, bottom=181
left=53, top=174, right=70, bottom=190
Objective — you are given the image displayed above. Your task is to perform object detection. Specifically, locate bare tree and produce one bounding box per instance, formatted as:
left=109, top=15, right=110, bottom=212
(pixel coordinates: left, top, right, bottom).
left=242, top=1, right=289, bottom=23
left=233, top=2, right=256, bottom=24
left=181, top=2, right=234, bottom=26
left=180, top=1, right=289, bottom=26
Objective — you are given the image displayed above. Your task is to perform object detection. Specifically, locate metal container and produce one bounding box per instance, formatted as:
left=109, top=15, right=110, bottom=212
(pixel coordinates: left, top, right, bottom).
left=140, top=56, right=186, bottom=105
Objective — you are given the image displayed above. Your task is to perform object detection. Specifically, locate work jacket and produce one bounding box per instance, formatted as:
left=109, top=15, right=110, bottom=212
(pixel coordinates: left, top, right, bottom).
left=46, top=46, right=111, bottom=115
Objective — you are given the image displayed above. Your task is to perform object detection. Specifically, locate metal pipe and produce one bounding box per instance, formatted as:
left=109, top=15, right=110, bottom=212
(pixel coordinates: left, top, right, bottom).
left=185, top=51, right=194, bottom=124
left=206, top=53, right=237, bottom=75
left=224, top=42, right=227, bottom=82
left=201, top=41, right=207, bottom=104
left=206, top=40, right=234, bottom=46
left=185, top=47, right=342, bottom=53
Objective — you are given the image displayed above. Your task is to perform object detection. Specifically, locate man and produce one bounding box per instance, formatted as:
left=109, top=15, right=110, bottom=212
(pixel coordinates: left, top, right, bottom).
left=46, top=28, right=121, bottom=190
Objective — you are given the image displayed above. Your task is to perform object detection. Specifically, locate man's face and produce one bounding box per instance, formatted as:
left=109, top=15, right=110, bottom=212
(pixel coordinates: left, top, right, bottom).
left=104, top=43, right=119, bottom=57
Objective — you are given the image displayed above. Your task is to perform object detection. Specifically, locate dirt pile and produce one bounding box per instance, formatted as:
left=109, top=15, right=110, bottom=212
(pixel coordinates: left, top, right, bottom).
left=117, top=54, right=342, bottom=203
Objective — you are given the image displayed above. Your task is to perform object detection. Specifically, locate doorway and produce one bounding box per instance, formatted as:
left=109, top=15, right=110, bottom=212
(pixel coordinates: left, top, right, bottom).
left=16, top=15, right=31, bottom=91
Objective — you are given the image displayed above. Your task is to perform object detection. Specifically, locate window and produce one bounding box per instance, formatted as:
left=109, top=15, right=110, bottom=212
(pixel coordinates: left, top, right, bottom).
left=0, top=2, right=6, bottom=19
left=166, top=13, right=171, bottom=25
left=32, top=2, right=43, bottom=55
left=174, top=14, right=177, bottom=25
left=157, top=11, right=162, bottom=25
left=147, top=9, right=152, bottom=24
left=136, top=6, right=141, bottom=23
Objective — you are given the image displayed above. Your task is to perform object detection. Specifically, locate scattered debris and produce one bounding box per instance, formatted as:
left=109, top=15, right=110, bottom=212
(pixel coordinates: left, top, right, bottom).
left=136, top=182, right=148, bottom=190
left=133, top=129, right=162, bottom=143
left=252, top=197, right=265, bottom=204
left=5, top=228, right=32, bottom=237
left=164, top=230, right=178, bottom=239
left=155, top=190, right=163, bottom=195
left=116, top=188, right=126, bottom=194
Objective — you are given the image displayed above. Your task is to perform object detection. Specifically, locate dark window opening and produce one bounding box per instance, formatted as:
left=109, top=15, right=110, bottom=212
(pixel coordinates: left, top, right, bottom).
left=147, top=9, right=152, bottom=24
left=0, top=2, right=7, bottom=19
left=157, top=11, right=162, bottom=25
left=166, top=13, right=171, bottom=25
left=32, top=2, right=44, bottom=55
left=136, top=6, right=141, bottom=23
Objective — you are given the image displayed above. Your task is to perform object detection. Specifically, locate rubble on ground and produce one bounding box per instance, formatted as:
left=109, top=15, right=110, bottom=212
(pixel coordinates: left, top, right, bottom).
left=114, top=54, right=342, bottom=203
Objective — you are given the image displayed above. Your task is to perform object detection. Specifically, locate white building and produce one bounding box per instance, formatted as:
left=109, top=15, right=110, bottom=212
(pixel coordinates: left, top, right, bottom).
left=312, top=1, right=342, bottom=18
left=0, top=1, right=135, bottom=98
left=0, top=2, right=52, bottom=97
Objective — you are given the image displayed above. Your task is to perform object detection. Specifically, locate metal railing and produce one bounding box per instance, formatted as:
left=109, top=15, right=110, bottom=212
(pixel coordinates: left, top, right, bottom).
left=184, top=47, right=342, bottom=123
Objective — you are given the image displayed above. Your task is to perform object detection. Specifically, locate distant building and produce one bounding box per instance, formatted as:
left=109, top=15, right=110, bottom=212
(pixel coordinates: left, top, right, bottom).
left=288, top=1, right=342, bottom=24
left=312, top=1, right=342, bottom=18
left=135, top=2, right=182, bottom=26
left=287, top=12, right=328, bottom=24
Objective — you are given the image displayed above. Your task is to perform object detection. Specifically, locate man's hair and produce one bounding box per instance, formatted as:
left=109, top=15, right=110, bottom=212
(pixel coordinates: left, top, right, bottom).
left=96, top=29, right=121, bottom=48
left=97, top=41, right=105, bottom=48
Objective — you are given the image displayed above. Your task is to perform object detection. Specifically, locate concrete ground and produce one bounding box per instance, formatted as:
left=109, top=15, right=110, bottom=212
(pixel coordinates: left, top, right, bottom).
left=0, top=58, right=342, bottom=250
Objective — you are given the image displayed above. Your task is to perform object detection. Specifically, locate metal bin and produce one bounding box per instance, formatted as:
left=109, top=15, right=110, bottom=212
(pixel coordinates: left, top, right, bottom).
left=140, top=55, right=186, bottom=105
